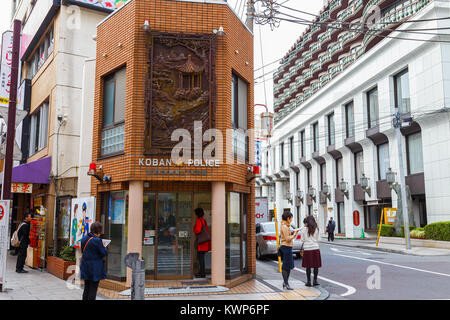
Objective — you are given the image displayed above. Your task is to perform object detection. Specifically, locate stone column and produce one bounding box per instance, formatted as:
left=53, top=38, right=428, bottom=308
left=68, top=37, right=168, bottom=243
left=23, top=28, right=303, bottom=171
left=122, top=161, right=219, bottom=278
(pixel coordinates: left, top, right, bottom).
left=211, top=181, right=226, bottom=286
left=126, top=180, right=144, bottom=287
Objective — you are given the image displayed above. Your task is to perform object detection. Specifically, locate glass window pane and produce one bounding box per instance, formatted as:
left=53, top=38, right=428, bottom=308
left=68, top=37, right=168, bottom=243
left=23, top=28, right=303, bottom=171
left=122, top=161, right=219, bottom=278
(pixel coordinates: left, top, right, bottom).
left=231, top=74, right=237, bottom=128
left=355, top=151, right=364, bottom=183
left=157, top=193, right=177, bottom=276
left=114, top=68, right=126, bottom=123
left=396, top=70, right=410, bottom=113
left=346, top=102, right=354, bottom=138
left=328, top=113, right=335, bottom=145
left=107, top=191, right=128, bottom=278
left=237, top=78, right=248, bottom=130
left=378, top=143, right=390, bottom=180
left=103, top=78, right=115, bottom=127
left=143, top=193, right=156, bottom=276
left=367, top=88, right=379, bottom=128
left=226, top=192, right=241, bottom=277
left=407, top=132, right=424, bottom=174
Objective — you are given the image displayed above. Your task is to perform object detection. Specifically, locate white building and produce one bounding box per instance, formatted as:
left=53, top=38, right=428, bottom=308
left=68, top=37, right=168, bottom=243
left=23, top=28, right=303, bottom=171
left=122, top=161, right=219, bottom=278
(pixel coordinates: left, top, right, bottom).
left=256, top=0, right=450, bottom=238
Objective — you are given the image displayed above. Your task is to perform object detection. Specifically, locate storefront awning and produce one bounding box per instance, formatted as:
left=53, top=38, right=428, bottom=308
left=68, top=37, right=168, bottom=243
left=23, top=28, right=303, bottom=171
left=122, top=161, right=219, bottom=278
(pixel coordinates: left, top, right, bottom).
left=12, top=156, right=52, bottom=184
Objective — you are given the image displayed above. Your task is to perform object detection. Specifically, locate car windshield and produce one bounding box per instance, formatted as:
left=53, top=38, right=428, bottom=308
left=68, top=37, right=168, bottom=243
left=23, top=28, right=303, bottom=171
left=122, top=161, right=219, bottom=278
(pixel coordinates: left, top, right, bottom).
left=262, top=223, right=275, bottom=233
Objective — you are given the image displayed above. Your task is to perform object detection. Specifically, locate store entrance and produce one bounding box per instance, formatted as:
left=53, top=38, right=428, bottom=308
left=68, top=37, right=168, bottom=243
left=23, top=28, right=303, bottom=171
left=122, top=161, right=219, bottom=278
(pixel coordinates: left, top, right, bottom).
left=143, top=193, right=194, bottom=279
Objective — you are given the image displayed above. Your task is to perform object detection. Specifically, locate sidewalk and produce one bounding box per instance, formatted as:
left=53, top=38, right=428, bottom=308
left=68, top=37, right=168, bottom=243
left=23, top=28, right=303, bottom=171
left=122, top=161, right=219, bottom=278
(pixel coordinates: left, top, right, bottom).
left=0, top=253, right=326, bottom=300
left=322, top=238, right=450, bottom=256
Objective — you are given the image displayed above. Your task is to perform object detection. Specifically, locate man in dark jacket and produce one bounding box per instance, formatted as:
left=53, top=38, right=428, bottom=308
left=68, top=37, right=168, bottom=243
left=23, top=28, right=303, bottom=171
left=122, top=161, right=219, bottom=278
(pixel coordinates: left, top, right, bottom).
left=326, top=217, right=336, bottom=242
left=16, top=212, right=33, bottom=273
left=80, top=222, right=107, bottom=300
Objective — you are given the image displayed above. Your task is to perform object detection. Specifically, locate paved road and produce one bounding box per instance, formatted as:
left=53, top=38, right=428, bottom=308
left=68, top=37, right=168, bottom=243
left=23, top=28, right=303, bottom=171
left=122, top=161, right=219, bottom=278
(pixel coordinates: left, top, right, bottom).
left=256, top=242, right=450, bottom=300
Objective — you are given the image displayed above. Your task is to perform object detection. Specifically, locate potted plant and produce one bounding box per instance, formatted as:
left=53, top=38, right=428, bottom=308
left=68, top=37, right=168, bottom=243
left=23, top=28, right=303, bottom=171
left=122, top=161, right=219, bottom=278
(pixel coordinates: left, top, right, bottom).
left=47, top=245, right=76, bottom=280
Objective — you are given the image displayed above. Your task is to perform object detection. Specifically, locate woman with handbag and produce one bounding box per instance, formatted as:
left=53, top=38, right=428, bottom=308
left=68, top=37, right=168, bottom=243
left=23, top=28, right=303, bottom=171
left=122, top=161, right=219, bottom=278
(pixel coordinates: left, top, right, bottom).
left=280, top=211, right=299, bottom=290
left=80, top=222, right=107, bottom=300
left=300, top=215, right=322, bottom=287
left=193, top=208, right=211, bottom=278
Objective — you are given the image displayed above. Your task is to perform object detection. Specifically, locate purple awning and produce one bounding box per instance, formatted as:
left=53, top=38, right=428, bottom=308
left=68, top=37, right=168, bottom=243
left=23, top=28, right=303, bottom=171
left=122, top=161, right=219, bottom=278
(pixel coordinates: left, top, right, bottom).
left=12, top=156, right=51, bottom=184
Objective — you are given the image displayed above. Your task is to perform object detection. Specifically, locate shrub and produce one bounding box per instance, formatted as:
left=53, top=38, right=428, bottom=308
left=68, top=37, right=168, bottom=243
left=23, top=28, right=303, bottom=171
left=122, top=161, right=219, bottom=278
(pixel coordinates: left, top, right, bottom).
left=400, top=225, right=416, bottom=237
left=424, top=221, right=450, bottom=241
left=59, top=245, right=76, bottom=262
left=410, top=229, right=425, bottom=239
left=377, top=224, right=394, bottom=237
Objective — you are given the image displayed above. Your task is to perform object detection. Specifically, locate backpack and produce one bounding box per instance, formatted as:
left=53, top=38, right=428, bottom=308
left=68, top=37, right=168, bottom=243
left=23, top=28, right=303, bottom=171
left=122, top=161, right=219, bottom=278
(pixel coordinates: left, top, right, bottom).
left=11, top=222, right=25, bottom=247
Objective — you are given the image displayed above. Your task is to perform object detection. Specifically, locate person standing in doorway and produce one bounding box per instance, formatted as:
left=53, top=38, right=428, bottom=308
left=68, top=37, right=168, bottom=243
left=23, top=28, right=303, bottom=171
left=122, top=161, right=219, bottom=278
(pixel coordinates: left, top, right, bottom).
left=279, top=211, right=299, bottom=290
left=16, top=212, right=33, bottom=273
left=301, top=215, right=322, bottom=287
left=193, top=208, right=211, bottom=278
left=326, top=217, right=336, bottom=242
left=80, top=222, right=107, bottom=300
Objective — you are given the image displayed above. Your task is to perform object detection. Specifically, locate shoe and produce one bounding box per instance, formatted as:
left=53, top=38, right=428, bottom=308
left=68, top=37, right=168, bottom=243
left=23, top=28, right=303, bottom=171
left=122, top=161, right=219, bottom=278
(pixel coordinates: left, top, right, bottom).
left=283, top=283, right=294, bottom=290
left=313, top=281, right=320, bottom=286
left=16, top=270, right=28, bottom=273
left=305, top=282, right=312, bottom=287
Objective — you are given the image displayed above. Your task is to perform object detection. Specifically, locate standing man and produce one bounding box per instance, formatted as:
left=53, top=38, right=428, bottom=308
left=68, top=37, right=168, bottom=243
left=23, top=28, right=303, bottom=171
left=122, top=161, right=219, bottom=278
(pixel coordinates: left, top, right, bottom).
left=326, top=217, right=336, bottom=242
left=16, top=212, right=33, bottom=273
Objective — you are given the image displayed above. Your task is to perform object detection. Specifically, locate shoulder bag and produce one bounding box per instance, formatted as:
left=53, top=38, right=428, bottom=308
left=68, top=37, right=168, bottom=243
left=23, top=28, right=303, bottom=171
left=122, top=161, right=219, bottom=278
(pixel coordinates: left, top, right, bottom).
left=197, top=219, right=210, bottom=244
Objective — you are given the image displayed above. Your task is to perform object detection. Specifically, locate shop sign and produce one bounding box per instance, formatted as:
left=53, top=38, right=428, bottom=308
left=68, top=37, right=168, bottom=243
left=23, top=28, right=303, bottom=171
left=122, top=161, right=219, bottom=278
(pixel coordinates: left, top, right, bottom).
left=255, top=197, right=268, bottom=224
left=353, top=210, right=360, bottom=226
left=0, top=31, right=13, bottom=107
left=139, top=158, right=220, bottom=168
left=11, top=183, right=32, bottom=194
left=70, top=197, right=96, bottom=248
left=383, top=208, right=397, bottom=225
left=33, top=197, right=43, bottom=207
left=64, top=0, right=130, bottom=11
left=0, top=200, right=11, bottom=288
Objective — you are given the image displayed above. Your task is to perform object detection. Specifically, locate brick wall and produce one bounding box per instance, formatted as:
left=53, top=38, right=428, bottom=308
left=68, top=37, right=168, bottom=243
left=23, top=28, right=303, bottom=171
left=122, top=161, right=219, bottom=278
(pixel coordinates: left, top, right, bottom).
left=93, top=0, right=255, bottom=274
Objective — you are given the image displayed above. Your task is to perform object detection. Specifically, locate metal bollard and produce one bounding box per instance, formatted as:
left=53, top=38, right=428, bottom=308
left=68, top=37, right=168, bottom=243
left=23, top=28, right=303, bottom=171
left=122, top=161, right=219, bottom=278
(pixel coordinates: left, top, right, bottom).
left=125, top=253, right=145, bottom=300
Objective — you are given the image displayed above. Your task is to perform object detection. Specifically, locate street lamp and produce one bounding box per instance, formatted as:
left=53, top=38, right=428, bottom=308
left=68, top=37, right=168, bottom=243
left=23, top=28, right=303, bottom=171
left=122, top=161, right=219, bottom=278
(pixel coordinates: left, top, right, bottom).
left=308, top=186, right=316, bottom=203
left=360, top=174, right=371, bottom=197
left=339, top=179, right=349, bottom=199
left=322, top=183, right=331, bottom=201
left=213, top=26, right=226, bottom=36
left=285, top=191, right=293, bottom=204
left=296, top=189, right=304, bottom=203
left=386, top=167, right=397, bottom=186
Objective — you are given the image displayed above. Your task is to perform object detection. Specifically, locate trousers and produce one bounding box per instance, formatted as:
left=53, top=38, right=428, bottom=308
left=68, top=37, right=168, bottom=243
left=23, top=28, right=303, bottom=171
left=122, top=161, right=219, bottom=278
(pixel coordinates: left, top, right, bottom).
left=15, top=245, right=28, bottom=271
left=82, top=280, right=100, bottom=300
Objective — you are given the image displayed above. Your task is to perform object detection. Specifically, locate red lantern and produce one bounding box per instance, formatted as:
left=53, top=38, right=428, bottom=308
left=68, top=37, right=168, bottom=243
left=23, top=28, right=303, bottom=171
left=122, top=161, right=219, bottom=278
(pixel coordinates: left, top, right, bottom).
left=253, top=165, right=260, bottom=174
left=89, top=163, right=97, bottom=174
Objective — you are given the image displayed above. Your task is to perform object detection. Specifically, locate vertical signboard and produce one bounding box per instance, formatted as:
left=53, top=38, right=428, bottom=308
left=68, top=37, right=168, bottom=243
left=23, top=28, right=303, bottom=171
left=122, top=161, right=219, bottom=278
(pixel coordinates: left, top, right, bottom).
left=0, top=31, right=13, bottom=107
left=255, top=197, right=268, bottom=224
left=0, top=200, right=11, bottom=291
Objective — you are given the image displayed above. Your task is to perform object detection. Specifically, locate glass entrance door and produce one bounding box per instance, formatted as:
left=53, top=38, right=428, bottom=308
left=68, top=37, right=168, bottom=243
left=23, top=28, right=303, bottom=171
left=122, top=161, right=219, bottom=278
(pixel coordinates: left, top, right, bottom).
left=143, top=193, right=193, bottom=279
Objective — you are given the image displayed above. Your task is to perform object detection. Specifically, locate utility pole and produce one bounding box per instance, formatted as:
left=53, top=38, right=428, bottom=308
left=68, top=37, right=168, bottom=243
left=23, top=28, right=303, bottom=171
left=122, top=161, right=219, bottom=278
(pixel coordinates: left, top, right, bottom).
left=246, top=0, right=255, bottom=32
left=393, top=109, right=412, bottom=250
left=1, top=20, right=21, bottom=200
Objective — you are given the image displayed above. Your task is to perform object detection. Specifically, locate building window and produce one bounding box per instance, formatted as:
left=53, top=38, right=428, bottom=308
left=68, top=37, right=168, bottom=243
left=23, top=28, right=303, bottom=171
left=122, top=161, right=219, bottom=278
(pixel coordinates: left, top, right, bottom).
left=355, top=151, right=364, bottom=184
left=299, top=130, right=305, bottom=158
left=367, top=87, right=379, bottom=128
left=336, top=157, right=343, bottom=183
left=394, top=68, right=410, bottom=114
left=289, top=136, right=294, bottom=163
left=345, top=101, right=355, bottom=138
left=28, top=26, right=54, bottom=79
left=320, top=163, right=326, bottom=187
left=231, top=73, right=249, bottom=162
left=29, top=101, right=49, bottom=156
left=312, top=122, right=319, bottom=152
left=280, top=142, right=285, bottom=167
left=327, top=112, right=335, bottom=146
left=406, top=131, right=424, bottom=175
left=377, top=143, right=390, bottom=180
left=272, top=147, right=276, bottom=170
left=101, top=67, right=126, bottom=156
left=307, top=167, right=312, bottom=188
left=265, top=151, right=269, bottom=169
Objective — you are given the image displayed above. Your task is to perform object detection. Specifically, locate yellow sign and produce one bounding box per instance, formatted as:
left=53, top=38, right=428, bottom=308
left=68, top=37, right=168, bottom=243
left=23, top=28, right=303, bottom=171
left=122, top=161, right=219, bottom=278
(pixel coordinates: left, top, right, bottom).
left=34, top=197, right=43, bottom=207
left=0, top=97, right=9, bottom=104
left=384, top=208, right=397, bottom=225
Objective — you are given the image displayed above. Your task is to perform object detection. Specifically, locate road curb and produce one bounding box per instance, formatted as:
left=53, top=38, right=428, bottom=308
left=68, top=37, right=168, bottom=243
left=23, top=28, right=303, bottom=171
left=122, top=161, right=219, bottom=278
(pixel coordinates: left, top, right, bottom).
left=315, top=286, right=330, bottom=300
left=321, top=241, right=448, bottom=256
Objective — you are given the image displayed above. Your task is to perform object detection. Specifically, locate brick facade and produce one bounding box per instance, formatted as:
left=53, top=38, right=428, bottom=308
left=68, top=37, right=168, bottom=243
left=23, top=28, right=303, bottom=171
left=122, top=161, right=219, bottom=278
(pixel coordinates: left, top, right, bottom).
left=92, top=0, right=255, bottom=276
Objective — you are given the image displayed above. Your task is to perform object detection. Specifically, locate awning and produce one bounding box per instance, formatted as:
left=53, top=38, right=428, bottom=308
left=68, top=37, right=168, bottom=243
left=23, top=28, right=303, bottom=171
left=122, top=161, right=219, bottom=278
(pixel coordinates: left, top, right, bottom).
left=12, top=156, right=52, bottom=184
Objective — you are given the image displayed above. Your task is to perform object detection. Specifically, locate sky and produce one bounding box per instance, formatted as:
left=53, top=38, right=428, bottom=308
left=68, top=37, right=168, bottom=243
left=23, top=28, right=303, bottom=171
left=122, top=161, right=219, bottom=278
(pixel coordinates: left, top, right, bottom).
left=0, top=0, right=325, bottom=113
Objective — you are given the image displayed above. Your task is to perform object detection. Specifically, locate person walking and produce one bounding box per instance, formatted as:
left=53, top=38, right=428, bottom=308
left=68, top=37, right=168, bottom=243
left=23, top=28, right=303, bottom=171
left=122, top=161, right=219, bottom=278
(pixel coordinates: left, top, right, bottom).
left=279, top=211, right=299, bottom=290
left=193, top=208, right=211, bottom=278
left=80, top=222, right=107, bottom=300
left=15, top=212, right=33, bottom=273
left=300, top=215, right=322, bottom=287
left=326, top=217, right=336, bottom=242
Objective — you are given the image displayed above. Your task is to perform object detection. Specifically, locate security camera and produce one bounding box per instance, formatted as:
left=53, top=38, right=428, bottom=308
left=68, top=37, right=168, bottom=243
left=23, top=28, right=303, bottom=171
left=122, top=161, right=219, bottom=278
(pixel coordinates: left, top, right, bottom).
left=57, top=114, right=63, bottom=122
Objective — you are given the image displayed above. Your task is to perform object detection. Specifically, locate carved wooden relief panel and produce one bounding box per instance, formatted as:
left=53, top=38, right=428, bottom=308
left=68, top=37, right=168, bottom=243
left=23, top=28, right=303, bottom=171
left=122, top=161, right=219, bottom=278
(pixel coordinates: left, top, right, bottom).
left=144, top=32, right=216, bottom=154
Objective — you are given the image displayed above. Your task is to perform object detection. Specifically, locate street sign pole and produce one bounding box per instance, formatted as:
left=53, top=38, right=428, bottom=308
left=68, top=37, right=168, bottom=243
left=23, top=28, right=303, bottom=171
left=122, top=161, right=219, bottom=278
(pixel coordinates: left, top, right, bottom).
left=1, top=20, right=21, bottom=201
left=273, top=205, right=281, bottom=273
